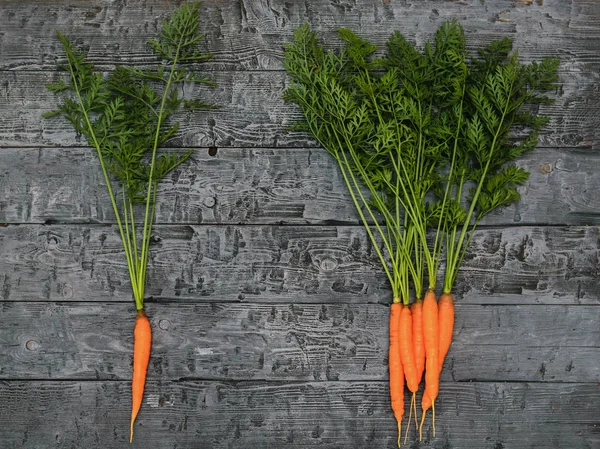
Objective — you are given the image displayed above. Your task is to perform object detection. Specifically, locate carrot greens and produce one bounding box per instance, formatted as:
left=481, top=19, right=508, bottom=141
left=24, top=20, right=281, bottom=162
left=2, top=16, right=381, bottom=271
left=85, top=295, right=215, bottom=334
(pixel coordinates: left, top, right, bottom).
left=44, top=2, right=216, bottom=311
left=440, top=39, right=559, bottom=294
left=283, top=22, right=469, bottom=304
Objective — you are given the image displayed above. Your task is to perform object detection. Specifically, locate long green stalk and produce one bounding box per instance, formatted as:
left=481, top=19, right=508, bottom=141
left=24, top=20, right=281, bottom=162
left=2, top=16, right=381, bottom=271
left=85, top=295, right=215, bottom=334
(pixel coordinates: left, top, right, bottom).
left=443, top=84, right=514, bottom=294
left=136, top=36, right=183, bottom=308
left=61, top=46, right=140, bottom=301
left=46, top=3, right=215, bottom=311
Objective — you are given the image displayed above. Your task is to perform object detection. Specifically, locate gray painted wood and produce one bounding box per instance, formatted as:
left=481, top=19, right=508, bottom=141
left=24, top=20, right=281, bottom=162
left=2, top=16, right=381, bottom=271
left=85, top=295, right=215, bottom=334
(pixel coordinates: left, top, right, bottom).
left=0, top=380, right=598, bottom=449
left=2, top=147, right=600, bottom=226
left=0, top=69, right=597, bottom=149
left=0, top=0, right=599, bottom=72
left=0, top=224, right=598, bottom=305
left=0, top=302, right=598, bottom=382
left=0, top=1, right=598, bottom=447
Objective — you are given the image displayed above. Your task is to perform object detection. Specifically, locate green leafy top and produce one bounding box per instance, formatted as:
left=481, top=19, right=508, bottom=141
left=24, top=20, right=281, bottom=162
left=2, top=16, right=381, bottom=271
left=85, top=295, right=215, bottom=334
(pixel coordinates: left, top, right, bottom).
left=44, top=2, right=216, bottom=309
left=436, top=38, right=559, bottom=292
left=283, top=22, right=559, bottom=301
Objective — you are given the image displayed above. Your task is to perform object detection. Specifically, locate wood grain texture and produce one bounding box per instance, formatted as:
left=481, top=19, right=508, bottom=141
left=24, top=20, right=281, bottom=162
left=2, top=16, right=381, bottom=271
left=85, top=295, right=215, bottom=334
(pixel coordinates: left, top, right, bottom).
left=0, top=302, right=598, bottom=382
left=2, top=147, right=600, bottom=226
left=0, top=0, right=598, bottom=447
left=0, top=69, right=597, bottom=149
left=0, top=224, right=598, bottom=305
left=0, top=380, right=598, bottom=449
left=0, top=0, right=599, bottom=72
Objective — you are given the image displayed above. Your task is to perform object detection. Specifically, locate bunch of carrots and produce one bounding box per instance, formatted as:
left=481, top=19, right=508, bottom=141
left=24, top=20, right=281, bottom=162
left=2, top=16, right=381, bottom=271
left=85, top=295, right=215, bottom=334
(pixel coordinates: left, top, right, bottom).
left=44, top=3, right=216, bottom=442
left=284, top=21, right=558, bottom=444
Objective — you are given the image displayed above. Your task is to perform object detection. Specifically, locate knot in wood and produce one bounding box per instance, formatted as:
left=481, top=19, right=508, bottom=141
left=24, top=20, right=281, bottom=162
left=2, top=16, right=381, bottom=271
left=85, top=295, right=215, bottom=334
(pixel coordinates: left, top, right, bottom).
left=539, top=163, right=553, bottom=174
left=203, top=197, right=217, bottom=208
left=61, top=284, right=73, bottom=299
left=25, top=339, right=40, bottom=351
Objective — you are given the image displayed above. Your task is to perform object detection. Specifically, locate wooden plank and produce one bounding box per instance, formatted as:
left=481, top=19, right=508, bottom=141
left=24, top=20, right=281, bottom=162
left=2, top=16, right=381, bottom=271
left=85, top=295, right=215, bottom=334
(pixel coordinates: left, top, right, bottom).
left=2, top=147, right=600, bottom=226
left=0, top=0, right=598, bottom=72
left=0, top=224, right=598, bottom=305
left=0, top=380, right=597, bottom=448
left=0, top=70, right=597, bottom=149
left=0, top=302, right=598, bottom=382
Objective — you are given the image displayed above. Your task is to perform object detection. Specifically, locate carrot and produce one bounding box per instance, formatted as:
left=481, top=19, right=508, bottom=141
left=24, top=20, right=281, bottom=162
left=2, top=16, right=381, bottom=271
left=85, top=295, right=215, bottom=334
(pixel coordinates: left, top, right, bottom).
left=438, top=293, right=455, bottom=373
left=389, top=302, right=404, bottom=447
left=400, top=307, right=418, bottom=392
left=130, top=309, right=152, bottom=443
left=411, top=300, right=425, bottom=385
left=420, top=289, right=439, bottom=439
left=398, top=305, right=418, bottom=441
left=423, top=289, right=439, bottom=401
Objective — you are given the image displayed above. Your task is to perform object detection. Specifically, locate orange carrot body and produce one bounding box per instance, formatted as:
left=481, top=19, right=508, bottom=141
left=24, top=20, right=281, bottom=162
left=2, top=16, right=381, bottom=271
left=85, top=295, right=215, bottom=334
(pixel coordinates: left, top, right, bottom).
left=130, top=309, right=152, bottom=443
left=422, top=289, right=439, bottom=406
left=389, top=303, right=404, bottom=438
left=411, top=300, right=425, bottom=385
left=399, top=306, right=418, bottom=393
left=438, top=293, right=455, bottom=373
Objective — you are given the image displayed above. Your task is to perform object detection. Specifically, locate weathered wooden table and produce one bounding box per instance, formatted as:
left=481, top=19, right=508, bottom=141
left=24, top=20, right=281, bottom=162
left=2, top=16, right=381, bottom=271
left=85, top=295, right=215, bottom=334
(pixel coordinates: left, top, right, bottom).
left=1, top=1, right=599, bottom=448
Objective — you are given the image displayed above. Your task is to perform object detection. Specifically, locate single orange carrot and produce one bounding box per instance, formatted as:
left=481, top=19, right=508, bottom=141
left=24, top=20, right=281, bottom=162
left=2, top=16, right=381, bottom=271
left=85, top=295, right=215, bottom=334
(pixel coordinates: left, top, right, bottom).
left=420, top=289, right=439, bottom=439
left=130, top=309, right=152, bottom=443
left=389, top=302, right=404, bottom=447
left=422, top=289, right=439, bottom=402
left=411, top=300, right=425, bottom=385
left=399, top=306, right=418, bottom=442
left=438, top=292, right=455, bottom=374
left=400, top=307, right=418, bottom=392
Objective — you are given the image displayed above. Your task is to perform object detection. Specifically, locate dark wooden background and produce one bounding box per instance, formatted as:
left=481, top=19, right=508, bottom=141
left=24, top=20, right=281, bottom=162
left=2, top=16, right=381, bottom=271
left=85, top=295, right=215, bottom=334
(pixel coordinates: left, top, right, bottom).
left=1, top=0, right=599, bottom=448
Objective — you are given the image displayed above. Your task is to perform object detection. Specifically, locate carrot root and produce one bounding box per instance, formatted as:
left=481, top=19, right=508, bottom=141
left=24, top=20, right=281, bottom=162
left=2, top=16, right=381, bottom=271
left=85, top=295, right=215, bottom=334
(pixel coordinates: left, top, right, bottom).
left=404, top=392, right=415, bottom=444
left=438, top=292, right=455, bottom=374
left=423, top=290, right=439, bottom=402
left=389, top=303, right=404, bottom=447
left=130, top=309, right=152, bottom=443
left=432, top=400, right=436, bottom=438
left=397, top=420, right=402, bottom=448
left=411, top=300, right=425, bottom=385
left=419, top=409, right=426, bottom=441
left=414, top=394, right=418, bottom=431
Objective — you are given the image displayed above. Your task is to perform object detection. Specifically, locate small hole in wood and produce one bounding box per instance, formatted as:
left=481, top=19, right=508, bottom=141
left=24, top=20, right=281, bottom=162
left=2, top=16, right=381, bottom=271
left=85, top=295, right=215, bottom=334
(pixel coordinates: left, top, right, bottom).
left=208, top=147, right=218, bottom=157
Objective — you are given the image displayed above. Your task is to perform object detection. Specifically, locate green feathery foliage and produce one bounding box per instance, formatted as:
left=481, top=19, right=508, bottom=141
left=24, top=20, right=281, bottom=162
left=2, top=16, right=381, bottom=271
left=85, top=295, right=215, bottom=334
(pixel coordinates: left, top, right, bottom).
left=44, top=2, right=216, bottom=309
left=441, top=39, right=559, bottom=292
left=283, top=22, right=558, bottom=301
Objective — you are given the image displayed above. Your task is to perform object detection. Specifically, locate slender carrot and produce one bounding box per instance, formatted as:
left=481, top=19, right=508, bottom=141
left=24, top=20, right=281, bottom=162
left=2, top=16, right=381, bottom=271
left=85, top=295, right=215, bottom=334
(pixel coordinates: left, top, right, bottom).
left=423, top=289, right=439, bottom=401
left=420, top=289, right=439, bottom=439
left=398, top=306, right=418, bottom=441
left=130, top=309, right=152, bottom=443
left=411, top=300, right=425, bottom=385
left=438, top=293, right=455, bottom=373
left=389, top=302, right=404, bottom=447
left=400, top=307, right=418, bottom=392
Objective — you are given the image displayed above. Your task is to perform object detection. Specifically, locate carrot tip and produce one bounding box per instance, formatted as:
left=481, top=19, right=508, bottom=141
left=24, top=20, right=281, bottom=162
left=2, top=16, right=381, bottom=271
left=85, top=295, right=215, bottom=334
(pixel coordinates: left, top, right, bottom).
left=419, top=409, right=426, bottom=442
left=432, top=401, right=436, bottom=438
left=397, top=420, right=402, bottom=448
left=404, top=393, right=414, bottom=444
left=414, top=394, right=419, bottom=431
